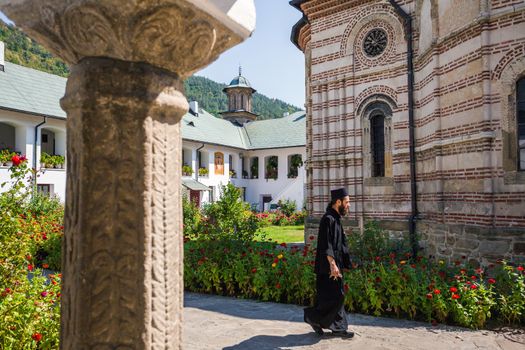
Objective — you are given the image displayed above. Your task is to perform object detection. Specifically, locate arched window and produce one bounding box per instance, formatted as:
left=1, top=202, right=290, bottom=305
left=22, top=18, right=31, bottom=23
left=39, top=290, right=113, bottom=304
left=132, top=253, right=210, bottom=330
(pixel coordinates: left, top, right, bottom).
left=518, top=77, right=525, bottom=170
left=360, top=99, right=393, bottom=179
left=371, top=114, right=385, bottom=177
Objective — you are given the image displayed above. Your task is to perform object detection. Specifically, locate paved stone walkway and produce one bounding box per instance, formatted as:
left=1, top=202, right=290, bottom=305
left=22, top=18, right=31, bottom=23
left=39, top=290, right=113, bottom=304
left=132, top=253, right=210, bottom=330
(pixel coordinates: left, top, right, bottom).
left=183, top=292, right=524, bottom=350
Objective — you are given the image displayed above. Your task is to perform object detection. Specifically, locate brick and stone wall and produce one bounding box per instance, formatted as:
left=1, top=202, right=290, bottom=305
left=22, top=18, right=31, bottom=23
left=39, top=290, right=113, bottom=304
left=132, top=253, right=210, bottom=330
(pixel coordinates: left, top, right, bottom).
left=296, top=0, right=525, bottom=263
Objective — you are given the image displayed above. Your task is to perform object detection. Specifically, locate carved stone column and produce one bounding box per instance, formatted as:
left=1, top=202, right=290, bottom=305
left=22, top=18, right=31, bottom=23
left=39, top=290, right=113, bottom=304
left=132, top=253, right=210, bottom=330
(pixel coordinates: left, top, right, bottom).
left=0, top=1, right=255, bottom=349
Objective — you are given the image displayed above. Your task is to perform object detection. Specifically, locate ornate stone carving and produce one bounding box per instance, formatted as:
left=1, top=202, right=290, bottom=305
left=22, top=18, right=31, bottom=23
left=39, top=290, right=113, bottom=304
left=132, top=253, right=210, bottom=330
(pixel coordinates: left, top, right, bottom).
left=60, top=57, right=187, bottom=349
left=0, top=0, right=244, bottom=78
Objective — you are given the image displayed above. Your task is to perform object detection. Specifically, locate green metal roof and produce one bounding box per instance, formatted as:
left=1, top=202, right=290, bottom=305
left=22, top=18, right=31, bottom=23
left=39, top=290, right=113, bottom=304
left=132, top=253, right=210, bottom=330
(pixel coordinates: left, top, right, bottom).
left=0, top=62, right=66, bottom=119
left=243, top=111, right=306, bottom=149
left=0, top=62, right=305, bottom=150
left=181, top=108, right=248, bottom=149
left=182, top=178, right=210, bottom=191
left=228, top=75, right=251, bottom=88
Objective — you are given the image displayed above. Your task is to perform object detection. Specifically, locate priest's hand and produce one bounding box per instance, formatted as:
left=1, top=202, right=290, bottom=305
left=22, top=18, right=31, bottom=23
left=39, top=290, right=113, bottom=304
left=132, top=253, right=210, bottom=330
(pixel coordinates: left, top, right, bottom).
left=329, top=262, right=342, bottom=280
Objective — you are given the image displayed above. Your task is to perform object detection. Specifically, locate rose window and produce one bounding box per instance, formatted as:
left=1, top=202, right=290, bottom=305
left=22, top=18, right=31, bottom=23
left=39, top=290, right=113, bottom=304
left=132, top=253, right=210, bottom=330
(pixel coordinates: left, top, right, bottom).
left=363, top=29, right=388, bottom=57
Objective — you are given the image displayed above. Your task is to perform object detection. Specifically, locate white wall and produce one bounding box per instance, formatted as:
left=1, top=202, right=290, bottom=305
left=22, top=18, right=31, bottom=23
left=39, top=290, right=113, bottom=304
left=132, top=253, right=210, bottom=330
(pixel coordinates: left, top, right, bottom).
left=232, top=146, right=306, bottom=211
left=0, top=109, right=66, bottom=200
left=182, top=141, right=306, bottom=210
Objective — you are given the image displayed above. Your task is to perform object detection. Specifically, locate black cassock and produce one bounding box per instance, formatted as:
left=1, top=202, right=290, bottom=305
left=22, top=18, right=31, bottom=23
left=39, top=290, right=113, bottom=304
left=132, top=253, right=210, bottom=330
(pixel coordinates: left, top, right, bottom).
left=304, top=207, right=351, bottom=331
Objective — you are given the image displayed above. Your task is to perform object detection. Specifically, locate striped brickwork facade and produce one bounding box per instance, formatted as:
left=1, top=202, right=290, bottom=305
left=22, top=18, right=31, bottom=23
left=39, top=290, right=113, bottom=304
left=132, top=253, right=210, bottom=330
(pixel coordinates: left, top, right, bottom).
left=296, top=0, right=525, bottom=263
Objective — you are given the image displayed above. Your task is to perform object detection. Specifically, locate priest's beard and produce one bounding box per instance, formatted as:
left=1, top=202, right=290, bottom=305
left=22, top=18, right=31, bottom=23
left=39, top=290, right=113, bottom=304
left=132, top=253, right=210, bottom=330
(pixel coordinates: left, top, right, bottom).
left=338, top=203, right=348, bottom=216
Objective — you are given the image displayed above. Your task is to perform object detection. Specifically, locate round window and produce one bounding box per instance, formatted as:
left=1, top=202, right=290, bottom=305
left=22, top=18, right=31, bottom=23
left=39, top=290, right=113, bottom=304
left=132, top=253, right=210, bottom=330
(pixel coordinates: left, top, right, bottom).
left=363, top=28, right=388, bottom=57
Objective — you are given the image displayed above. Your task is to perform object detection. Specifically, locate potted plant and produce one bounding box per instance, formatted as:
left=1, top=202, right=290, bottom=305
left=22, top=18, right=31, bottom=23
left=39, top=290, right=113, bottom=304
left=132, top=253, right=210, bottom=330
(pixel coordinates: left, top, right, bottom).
left=182, top=164, right=193, bottom=176
left=0, top=149, right=14, bottom=166
left=229, top=169, right=237, bottom=178
left=55, top=155, right=65, bottom=169
left=265, top=156, right=278, bottom=180
left=288, top=155, right=302, bottom=178
left=198, top=167, right=209, bottom=177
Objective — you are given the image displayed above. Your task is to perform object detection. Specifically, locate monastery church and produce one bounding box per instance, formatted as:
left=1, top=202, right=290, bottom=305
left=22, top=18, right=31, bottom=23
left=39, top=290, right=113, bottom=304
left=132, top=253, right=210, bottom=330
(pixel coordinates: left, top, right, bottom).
left=291, top=0, right=525, bottom=263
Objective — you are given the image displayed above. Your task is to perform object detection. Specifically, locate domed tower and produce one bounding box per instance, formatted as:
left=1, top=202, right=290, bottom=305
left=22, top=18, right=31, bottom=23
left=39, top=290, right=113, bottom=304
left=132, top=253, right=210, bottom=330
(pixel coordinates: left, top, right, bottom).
left=220, top=67, right=258, bottom=125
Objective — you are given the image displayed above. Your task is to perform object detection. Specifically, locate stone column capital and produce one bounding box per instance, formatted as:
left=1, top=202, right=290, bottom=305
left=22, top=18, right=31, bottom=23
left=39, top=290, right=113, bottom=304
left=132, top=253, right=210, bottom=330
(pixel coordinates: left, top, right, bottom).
left=0, top=0, right=256, bottom=78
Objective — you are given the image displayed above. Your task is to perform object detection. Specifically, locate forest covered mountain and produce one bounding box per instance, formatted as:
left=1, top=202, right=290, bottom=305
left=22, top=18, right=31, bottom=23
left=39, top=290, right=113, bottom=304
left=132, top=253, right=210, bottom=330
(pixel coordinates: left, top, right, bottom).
left=0, top=21, right=301, bottom=119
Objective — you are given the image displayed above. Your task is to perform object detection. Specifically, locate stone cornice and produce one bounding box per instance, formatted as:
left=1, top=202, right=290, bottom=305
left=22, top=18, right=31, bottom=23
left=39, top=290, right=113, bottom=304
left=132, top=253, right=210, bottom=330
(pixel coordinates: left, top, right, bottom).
left=0, top=0, right=254, bottom=78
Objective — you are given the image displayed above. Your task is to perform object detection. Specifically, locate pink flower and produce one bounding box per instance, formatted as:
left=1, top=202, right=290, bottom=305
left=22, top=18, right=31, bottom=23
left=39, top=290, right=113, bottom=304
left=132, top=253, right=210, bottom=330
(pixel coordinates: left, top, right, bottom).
left=41, top=291, right=48, bottom=297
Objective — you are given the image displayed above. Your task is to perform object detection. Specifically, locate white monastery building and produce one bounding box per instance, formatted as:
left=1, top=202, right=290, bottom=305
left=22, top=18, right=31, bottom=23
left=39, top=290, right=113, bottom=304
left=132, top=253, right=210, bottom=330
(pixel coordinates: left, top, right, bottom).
left=0, top=44, right=306, bottom=211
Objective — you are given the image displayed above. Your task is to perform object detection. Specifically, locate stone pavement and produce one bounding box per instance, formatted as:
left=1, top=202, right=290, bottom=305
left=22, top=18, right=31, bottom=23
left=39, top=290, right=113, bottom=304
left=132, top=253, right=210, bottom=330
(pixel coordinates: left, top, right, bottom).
left=183, top=292, right=524, bottom=350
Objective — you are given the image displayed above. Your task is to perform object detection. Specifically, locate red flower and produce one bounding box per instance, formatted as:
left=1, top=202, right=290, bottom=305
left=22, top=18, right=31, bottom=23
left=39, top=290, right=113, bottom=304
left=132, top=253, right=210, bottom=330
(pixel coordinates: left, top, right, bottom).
left=470, top=284, right=478, bottom=290
left=488, top=278, right=496, bottom=284
left=449, top=287, right=458, bottom=293
left=375, top=256, right=381, bottom=262
left=280, top=242, right=287, bottom=248
left=11, top=154, right=21, bottom=166
left=251, top=268, right=257, bottom=274
left=451, top=293, right=460, bottom=300
left=433, top=289, right=441, bottom=295
left=41, top=291, right=48, bottom=297
left=31, top=333, right=42, bottom=342
left=308, top=235, right=315, bottom=241
left=518, top=266, right=524, bottom=272
left=275, top=282, right=281, bottom=289
left=426, top=293, right=433, bottom=299
left=471, top=275, right=477, bottom=280
left=27, top=264, right=34, bottom=272
left=42, top=263, right=49, bottom=269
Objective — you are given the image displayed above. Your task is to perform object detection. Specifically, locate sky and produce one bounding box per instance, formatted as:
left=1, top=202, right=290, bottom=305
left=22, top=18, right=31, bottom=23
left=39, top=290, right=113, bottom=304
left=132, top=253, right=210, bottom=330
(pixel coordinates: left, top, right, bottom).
left=0, top=0, right=306, bottom=108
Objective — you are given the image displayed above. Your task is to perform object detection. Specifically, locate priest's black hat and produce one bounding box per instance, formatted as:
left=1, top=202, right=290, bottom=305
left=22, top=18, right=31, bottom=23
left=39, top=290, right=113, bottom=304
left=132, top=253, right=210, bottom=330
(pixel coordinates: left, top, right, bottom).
left=330, top=188, right=348, bottom=201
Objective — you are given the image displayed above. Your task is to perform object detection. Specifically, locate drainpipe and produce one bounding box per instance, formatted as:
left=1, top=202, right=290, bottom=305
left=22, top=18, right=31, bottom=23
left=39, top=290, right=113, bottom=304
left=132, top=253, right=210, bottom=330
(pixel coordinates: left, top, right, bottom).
left=33, top=117, right=47, bottom=190
left=195, top=143, right=205, bottom=181
left=387, top=0, right=418, bottom=258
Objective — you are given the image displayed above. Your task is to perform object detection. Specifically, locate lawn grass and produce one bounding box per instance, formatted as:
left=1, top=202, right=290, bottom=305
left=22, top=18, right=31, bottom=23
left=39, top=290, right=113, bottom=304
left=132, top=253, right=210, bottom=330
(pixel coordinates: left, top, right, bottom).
left=256, top=225, right=305, bottom=243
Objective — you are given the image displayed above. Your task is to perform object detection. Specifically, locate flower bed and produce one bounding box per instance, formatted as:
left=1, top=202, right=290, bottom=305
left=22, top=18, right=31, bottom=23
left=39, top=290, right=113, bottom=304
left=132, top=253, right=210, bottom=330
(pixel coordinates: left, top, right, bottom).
left=184, top=239, right=525, bottom=329
left=254, top=211, right=306, bottom=226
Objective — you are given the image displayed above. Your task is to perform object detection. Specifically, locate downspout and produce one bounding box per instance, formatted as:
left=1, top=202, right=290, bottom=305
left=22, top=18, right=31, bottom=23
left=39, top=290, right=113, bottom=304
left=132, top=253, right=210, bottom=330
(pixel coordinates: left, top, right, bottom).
left=195, top=143, right=205, bottom=181
left=33, top=117, right=47, bottom=190
left=387, top=0, right=419, bottom=258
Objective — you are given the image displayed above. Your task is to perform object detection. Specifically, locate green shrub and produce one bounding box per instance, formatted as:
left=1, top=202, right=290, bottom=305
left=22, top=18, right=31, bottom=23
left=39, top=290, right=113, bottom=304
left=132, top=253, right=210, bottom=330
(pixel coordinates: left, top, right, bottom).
left=0, top=269, right=61, bottom=349
left=277, top=199, right=296, bottom=217
left=0, top=158, right=63, bottom=348
left=182, top=196, right=202, bottom=240
left=200, top=183, right=260, bottom=242
left=347, top=221, right=407, bottom=262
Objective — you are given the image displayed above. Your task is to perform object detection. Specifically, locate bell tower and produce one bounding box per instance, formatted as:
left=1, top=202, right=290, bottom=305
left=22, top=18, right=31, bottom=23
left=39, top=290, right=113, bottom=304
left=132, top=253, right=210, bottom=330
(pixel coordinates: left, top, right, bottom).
left=220, top=67, right=258, bottom=125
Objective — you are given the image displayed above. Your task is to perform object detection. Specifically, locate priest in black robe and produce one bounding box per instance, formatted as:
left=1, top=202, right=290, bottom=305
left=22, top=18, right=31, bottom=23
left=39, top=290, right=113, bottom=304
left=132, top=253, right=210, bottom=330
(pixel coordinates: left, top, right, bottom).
left=304, top=188, right=354, bottom=339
